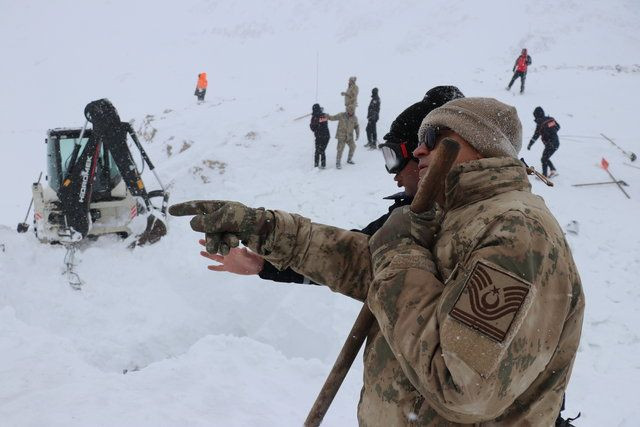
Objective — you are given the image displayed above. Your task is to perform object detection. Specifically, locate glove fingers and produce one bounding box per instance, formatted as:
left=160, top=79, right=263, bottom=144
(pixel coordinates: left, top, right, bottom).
left=169, top=200, right=228, bottom=216
left=217, top=233, right=241, bottom=256
left=189, top=206, right=251, bottom=235
left=189, top=211, right=229, bottom=233
left=219, top=242, right=231, bottom=256
left=205, top=233, right=221, bottom=254
left=222, top=233, right=240, bottom=250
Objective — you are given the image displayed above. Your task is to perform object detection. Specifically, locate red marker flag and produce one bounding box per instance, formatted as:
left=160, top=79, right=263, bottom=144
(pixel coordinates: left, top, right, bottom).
left=601, top=157, right=609, bottom=170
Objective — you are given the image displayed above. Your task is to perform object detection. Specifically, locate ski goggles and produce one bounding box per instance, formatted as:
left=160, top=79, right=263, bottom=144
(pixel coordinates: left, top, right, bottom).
left=419, top=126, right=451, bottom=151
left=379, top=140, right=413, bottom=174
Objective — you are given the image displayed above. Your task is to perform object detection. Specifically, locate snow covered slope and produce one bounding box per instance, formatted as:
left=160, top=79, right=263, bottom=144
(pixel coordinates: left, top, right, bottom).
left=1, top=0, right=639, bottom=425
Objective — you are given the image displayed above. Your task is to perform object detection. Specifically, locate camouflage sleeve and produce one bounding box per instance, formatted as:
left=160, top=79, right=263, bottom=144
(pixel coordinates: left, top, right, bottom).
left=262, top=210, right=373, bottom=301
left=367, top=210, right=574, bottom=422
left=326, top=114, right=340, bottom=121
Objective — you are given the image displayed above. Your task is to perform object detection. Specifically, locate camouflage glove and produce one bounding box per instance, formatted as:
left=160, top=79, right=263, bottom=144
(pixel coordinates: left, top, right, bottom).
left=368, top=205, right=441, bottom=274
left=169, top=200, right=275, bottom=256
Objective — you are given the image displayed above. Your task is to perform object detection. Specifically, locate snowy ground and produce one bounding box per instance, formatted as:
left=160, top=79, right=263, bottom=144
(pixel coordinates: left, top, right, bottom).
left=1, top=1, right=640, bottom=425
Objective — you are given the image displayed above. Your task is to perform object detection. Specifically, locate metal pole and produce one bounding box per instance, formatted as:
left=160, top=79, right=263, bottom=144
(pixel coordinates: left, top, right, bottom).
left=600, top=133, right=637, bottom=162
left=603, top=167, right=631, bottom=199
left=17, top=172, right=43, bottom=233
left=22, top=172, right=43, bottom=223
left=293, top=113, right=312, bottom=121
left=572, top=180, right=627, bottom=187
left=315, top=51, right=319, bottom=102
left=127, top=125, right=166, bottom=191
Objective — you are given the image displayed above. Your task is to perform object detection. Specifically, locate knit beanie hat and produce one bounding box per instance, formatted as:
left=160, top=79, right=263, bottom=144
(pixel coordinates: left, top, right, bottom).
left=384, top=86, right=465, bottom=154
left=422, top=86, right=465, bottom=109
left=419, top=97, right=522, bottom=158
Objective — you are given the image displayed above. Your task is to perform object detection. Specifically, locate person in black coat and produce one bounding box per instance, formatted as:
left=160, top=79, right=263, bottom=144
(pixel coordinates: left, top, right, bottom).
left=309, top=103, right=330, bottom=168
left=365, top=88, right=381, bottom=148
left=527, top=106, right=561, bottom=177
left=197, top=85, right=464, bottom=285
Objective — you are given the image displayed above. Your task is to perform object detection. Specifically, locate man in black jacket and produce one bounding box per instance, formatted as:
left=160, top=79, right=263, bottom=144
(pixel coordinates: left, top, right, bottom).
left=528, top=106, right=560, bottom=177
left=309, top=103, right=330, bottom=168
left=198, top=86, right=464, bottom=283
left=365, top=88, right=381, bottom=149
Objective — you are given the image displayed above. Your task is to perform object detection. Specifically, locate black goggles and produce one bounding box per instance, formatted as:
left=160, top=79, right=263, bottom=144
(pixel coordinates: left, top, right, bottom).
left=379, top=141, right=413, bottom=174
left=420, top=126, right=450, bottom=151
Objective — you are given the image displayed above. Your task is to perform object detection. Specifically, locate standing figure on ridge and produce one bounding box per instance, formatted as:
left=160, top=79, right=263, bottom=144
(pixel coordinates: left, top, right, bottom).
left=528, top=106, right=561, bottom=178
left=309, top=103, right=330, bottom=169
left=341, top=76, right=359, bottom=112
left=365, top=87, right=381, bottom=149
left=506, top=48, right=531, bottom=94
left=195, top=72, right=208, bottom=102
left=327, top=107, right=359, bottom=169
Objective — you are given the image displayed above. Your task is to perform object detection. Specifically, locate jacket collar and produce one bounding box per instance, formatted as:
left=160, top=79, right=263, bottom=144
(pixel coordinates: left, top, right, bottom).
left=443, top=157, right=531, bottom=211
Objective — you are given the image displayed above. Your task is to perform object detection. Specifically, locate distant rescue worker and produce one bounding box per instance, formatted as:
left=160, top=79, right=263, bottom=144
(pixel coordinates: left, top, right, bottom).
left=327, top=107, right=359, bottom=169
left=528, top=106, right=561, bottom=177
left=309, top=103, right=330, bottom=169
left=195, top=72, right=208, bottom=102
left=365, top=87, right=381, bottom=148
left=506, top=48, right=532, bottom=93
left=341, top=76, right=359, bottom=111
left=170, top=96, right=585, bottom=426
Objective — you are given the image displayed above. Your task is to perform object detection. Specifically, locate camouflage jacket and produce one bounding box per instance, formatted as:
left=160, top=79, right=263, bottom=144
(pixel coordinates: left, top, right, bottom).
left=261, top=157, right=584, bottom=426
left=343, top=83, right=359, bottom=108
left=327, top=112, right=360, bottom=142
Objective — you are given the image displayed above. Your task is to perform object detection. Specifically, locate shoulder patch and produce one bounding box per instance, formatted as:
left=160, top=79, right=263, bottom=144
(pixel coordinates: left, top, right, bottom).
left=449, top=260, right=531, bottom=342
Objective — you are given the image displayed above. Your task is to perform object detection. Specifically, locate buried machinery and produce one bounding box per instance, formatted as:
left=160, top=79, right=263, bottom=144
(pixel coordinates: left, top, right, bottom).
left=19, top=99, right=169, bottom=248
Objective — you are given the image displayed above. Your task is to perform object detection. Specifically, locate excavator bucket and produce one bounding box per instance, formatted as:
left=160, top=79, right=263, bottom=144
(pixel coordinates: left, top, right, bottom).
left=133, top=212, right=167, bottom=246
left=135, top=189, right=170, bottom=246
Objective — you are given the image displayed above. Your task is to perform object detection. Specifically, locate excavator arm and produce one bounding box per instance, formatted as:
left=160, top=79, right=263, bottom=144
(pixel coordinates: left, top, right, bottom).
left=57, top=99, right=168, bottom=244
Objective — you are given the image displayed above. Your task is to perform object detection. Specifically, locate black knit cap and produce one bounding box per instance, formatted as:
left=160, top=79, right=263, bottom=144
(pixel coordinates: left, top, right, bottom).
left=383, top=86, right=465, bottom=154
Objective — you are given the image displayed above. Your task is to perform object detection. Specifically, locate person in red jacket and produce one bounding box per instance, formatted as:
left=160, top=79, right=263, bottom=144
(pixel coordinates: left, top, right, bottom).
left=506, top=48, right=532, bottom=94
left=195, top=72, right=208, bottom=102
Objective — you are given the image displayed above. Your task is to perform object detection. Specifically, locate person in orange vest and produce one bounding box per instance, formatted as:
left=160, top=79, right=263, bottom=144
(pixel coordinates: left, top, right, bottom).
left=506, top=48, right=532, bottom=94
left=195, top=72, right=208, bottom=102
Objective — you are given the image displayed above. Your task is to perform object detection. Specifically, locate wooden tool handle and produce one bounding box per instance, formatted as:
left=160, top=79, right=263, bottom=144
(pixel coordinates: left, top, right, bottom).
left=410, top=138, right=461, bottom=213
left=304, top=139, right=460, bottom=426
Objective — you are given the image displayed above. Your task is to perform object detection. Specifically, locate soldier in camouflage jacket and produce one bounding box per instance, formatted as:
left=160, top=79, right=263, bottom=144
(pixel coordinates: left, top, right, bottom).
left=170, top=97, right=584, bottom=426
left=327, top=109, right=359, bottom=168
left=342, top=76, right=359, bottom=111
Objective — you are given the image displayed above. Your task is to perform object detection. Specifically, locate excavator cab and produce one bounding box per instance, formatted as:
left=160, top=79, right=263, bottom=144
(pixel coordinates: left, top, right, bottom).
left=47, top=128, right=123, bottom=201
left=30, top=99, right=169, bottom=245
